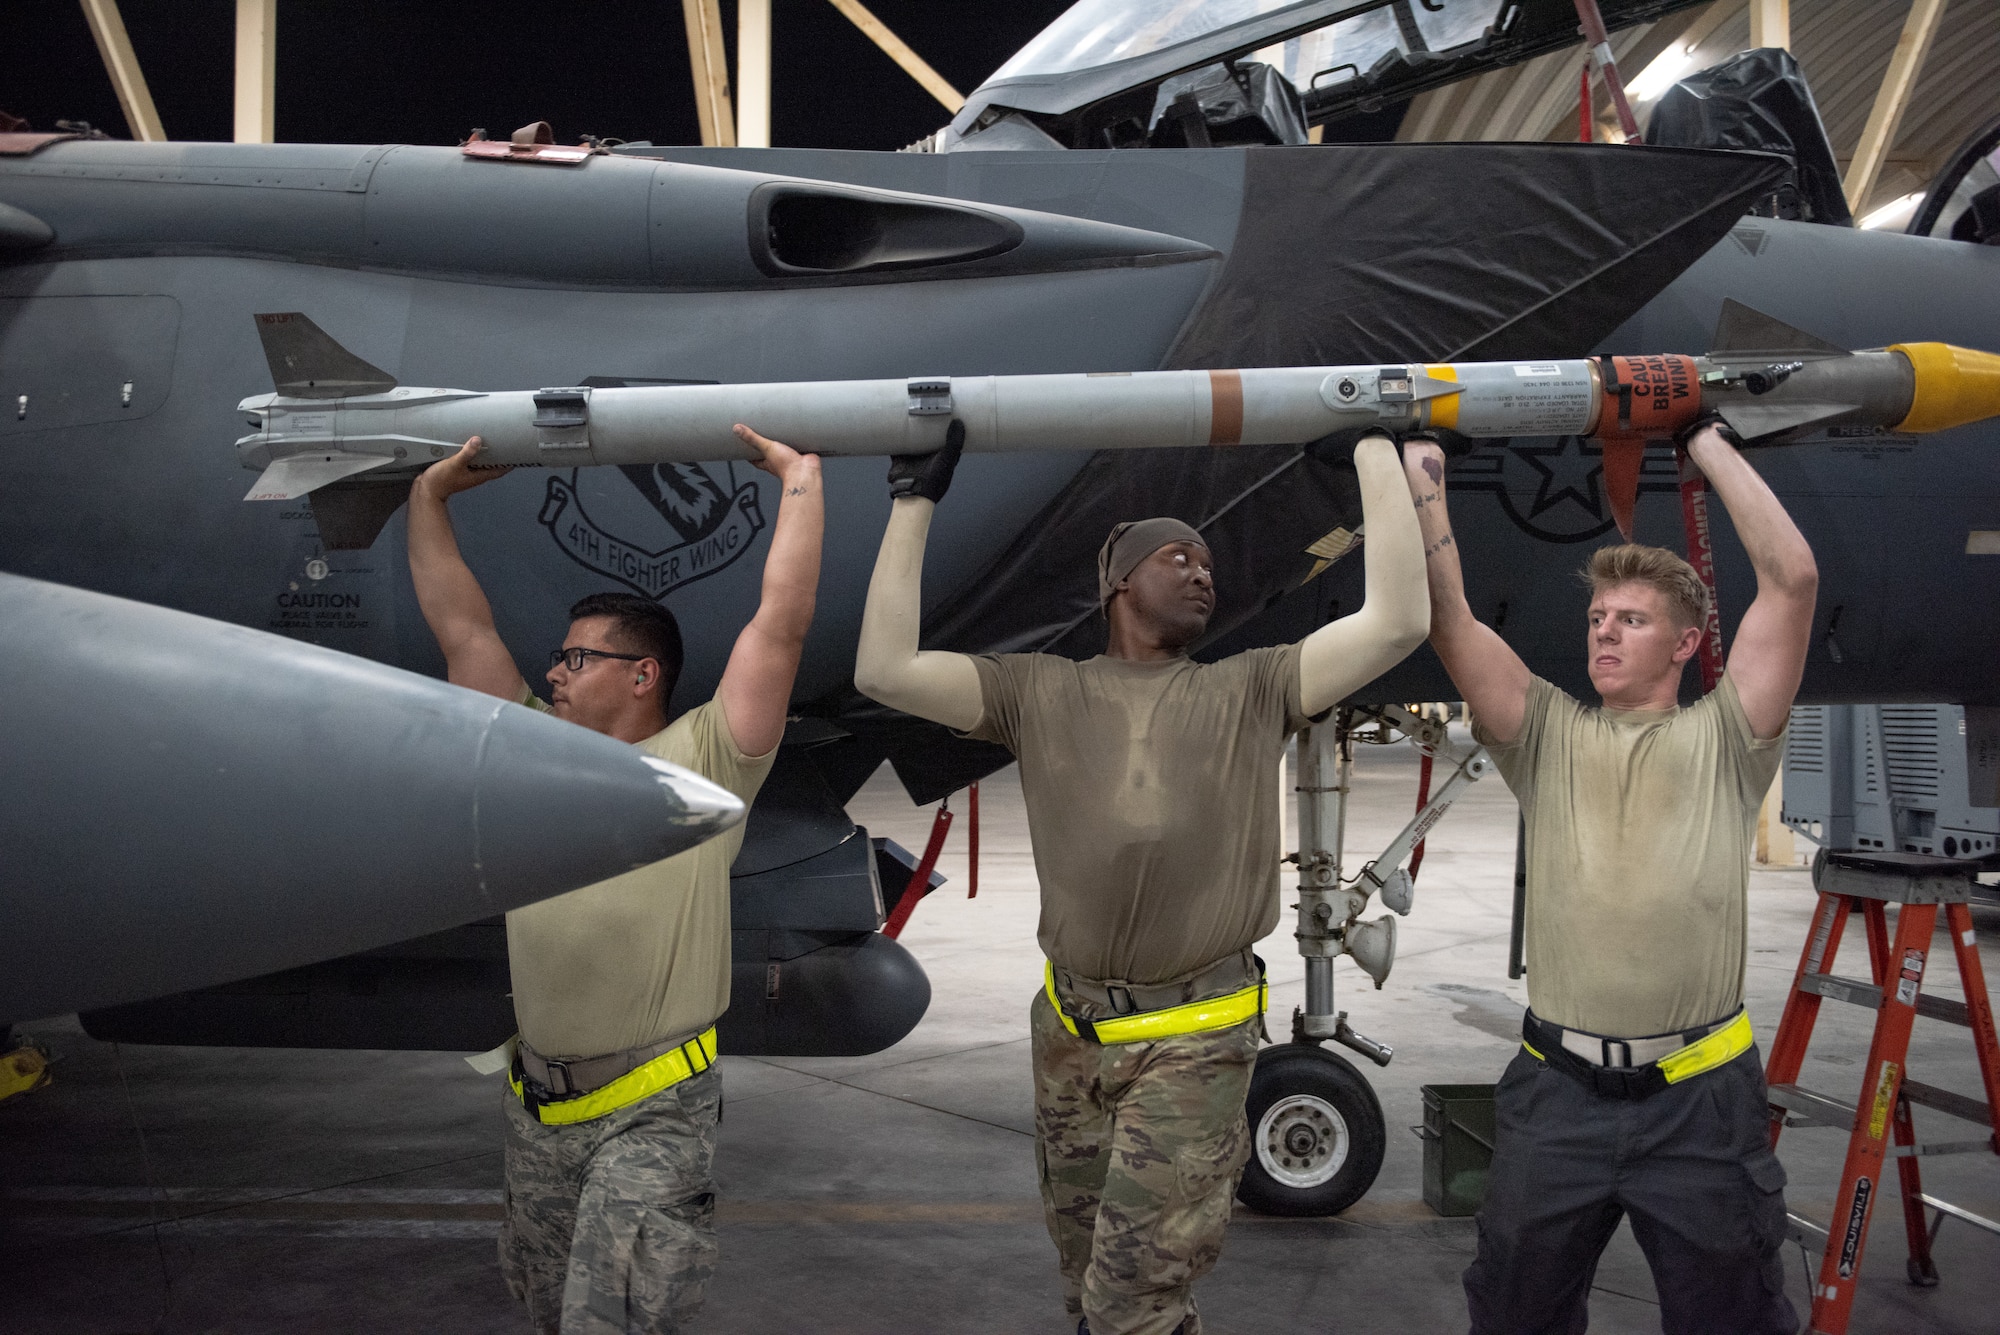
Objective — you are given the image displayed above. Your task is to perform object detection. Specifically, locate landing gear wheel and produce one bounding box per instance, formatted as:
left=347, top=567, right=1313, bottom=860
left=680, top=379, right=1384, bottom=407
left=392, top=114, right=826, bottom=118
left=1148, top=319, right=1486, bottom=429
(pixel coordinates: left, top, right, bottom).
left=1235, top=1043, right=1385, bottom=1217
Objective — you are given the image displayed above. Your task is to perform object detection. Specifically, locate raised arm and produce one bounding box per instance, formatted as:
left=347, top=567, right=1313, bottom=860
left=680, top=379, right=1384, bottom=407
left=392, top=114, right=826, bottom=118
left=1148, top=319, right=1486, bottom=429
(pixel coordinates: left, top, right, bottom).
left=408, top=437, right=528, bottom=701
left=854, top=498, right=984, bottom=732
left=1685, top=420, right=1817, bottom=738
left=853, top=431, right=984, bottom=733
left=1298, top=433, right=1432, bottom=716
left=1401, top=437, right=1532, bottom=742
left=715, top=425, right=825, bottom=758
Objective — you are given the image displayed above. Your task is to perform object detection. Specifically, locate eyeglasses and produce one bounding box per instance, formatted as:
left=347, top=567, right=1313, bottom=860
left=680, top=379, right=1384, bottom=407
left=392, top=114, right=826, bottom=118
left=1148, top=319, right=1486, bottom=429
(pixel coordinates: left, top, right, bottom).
left=549, top=647, right=647, bottom=672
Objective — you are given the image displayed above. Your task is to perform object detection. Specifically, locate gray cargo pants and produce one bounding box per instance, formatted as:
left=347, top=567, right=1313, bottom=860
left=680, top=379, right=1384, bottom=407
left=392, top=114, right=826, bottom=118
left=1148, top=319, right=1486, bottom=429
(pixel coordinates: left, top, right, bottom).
left=500, top=1064, right=722, bottom=1335
left=1464, top=1041, right=1798, bottom=1335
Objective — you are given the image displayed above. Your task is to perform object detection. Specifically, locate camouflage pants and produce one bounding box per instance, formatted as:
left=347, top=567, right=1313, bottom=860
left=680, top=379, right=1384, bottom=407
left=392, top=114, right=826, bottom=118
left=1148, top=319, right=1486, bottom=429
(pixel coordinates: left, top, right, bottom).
left=1030, top=988, right=1259, bottom=1335
left=499, top=1063, right=722, bottom=1334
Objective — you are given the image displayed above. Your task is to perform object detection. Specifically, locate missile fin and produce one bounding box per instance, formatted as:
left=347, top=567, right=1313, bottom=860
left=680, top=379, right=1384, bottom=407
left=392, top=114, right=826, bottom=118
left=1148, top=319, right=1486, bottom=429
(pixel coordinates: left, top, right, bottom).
left=253, top=312, right=398, bottom=399
left=1714, top=400, right=1861, bottom=442
left=309, top=477, right=416, bottom=550
left=244, top=453, right=395, bottom=501
left=1709, top=299, right=1847, bottom=363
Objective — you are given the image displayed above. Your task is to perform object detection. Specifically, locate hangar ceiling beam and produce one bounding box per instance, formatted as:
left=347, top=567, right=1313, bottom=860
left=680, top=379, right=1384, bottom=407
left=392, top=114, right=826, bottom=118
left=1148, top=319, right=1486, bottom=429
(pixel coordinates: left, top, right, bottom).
left=737, top=0, right=771, bottom=148
left=77, top=0, right=165, bottom=141
left=1748, top=0, right=1788, bottom=51
left=234, top=0, right=275, bottom=144
left=826, top=0, right=963, bottom=114
left=681, top=0, right=737, bottom=147
left=1685, top=0, right=1747, bottom=57
left=1843, top=0, right=1948, bottom=214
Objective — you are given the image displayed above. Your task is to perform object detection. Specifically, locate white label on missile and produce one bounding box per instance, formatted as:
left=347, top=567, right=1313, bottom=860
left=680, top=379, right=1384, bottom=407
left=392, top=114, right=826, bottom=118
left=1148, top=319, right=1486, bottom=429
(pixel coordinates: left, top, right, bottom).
left=281, top=413, right=333, bottom=435
left=1451, top=362, right=1597, bottom=436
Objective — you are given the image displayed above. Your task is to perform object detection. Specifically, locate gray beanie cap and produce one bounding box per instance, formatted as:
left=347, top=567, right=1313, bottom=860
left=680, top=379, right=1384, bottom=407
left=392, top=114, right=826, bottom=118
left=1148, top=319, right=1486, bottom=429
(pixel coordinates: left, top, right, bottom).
left=1097, top=517, right=1207, bottom=608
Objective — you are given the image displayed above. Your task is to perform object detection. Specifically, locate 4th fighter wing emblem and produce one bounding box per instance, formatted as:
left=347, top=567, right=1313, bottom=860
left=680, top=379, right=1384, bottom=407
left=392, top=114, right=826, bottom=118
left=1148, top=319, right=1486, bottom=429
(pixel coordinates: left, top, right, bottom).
left=539, top=462, right=765, bottom=601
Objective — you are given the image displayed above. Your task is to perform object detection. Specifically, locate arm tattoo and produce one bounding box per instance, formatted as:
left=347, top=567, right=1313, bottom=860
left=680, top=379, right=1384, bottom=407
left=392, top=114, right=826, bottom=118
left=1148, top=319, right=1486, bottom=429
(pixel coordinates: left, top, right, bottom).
left=1421, top=456, right=1443, bottom=485
left=786, top=485, right=807, bottom=497
left=1424, top=533, right=1455, bottom=558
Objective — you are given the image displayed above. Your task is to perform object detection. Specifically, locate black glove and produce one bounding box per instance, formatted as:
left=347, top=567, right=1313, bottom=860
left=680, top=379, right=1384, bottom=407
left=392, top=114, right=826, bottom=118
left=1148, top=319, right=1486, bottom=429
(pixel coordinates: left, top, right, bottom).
left=1674, top=410, right=1746, bottom=450
left=888, top=418, right=964, bottom=503
left=1305, top=424, right=1473, bottom=467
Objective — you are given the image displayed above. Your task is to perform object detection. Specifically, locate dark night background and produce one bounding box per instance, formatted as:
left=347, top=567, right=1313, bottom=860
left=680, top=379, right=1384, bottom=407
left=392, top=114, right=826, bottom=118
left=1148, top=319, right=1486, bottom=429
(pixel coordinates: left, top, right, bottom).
left=3, top=0, right=1075, bottom=150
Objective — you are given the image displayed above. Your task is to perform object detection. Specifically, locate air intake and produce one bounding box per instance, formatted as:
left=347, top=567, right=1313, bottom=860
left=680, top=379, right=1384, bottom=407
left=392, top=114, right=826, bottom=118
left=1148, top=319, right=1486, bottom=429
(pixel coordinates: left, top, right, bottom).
left=749, top=184, right=1023, bottom=276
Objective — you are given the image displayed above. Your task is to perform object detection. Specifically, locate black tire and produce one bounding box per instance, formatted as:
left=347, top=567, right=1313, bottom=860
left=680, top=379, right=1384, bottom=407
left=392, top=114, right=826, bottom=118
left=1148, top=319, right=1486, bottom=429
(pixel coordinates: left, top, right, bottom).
left=1235, top=1043, right=1386, bottom=1217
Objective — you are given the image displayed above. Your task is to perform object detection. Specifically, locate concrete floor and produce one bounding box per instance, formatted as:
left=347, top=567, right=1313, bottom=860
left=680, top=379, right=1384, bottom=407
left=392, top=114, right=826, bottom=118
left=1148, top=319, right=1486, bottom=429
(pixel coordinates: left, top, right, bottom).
left=6, top=729, right=1999, bottom=1333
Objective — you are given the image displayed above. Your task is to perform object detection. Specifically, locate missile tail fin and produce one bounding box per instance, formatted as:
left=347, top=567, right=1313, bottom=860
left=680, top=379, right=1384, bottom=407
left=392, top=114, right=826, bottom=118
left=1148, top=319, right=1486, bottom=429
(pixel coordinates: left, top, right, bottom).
left=1709, top=299, right=1847, bottom=362
left=253, top=312, right=398, bottom=399
left=309, top=478, right=416, bottom=550
left=1715, top=401, right=1860, bottom=441
left=244, top=453, right=394, bottom=502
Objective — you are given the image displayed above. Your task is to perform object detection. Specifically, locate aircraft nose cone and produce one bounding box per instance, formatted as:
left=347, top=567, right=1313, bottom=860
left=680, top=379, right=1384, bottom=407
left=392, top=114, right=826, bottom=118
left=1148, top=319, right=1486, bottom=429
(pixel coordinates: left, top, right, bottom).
left=638, top=755, right=745, bottom=832
left=0, top=573, right=753, bottom=1021
left=467, top=708, right=747, bottom=901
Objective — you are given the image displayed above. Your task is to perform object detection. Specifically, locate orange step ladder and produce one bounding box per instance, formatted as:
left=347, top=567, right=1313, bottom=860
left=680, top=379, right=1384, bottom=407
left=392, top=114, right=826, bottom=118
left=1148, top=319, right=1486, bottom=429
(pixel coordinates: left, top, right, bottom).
left=1763, top=851, right=2000, bottom=1334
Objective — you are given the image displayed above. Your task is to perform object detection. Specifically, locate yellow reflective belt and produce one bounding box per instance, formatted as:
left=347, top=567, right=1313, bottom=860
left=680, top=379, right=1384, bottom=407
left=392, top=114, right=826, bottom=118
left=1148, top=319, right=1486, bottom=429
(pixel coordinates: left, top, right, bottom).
left=1044, top=962, right=1266, bottom=1044
left=1658, top=1009, right=1753, bottom=1085
left=509, top=1027, right=718, bottom=1126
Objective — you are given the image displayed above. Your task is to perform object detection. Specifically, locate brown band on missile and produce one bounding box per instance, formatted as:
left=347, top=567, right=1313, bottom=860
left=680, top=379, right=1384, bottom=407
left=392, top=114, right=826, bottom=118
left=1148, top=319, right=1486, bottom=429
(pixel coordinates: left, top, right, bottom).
left=1207, top=370, right=1243, bottom=446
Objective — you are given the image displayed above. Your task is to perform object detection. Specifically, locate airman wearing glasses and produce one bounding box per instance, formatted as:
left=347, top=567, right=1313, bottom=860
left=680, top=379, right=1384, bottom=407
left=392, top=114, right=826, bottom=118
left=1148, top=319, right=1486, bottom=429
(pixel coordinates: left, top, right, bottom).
left=406, top=424, right=823, bottom=1335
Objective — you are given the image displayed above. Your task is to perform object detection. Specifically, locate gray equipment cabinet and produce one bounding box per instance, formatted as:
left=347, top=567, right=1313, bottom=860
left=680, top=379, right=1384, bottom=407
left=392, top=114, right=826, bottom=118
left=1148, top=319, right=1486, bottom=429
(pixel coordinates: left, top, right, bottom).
left=1783, top=704, right=2000, bottom=905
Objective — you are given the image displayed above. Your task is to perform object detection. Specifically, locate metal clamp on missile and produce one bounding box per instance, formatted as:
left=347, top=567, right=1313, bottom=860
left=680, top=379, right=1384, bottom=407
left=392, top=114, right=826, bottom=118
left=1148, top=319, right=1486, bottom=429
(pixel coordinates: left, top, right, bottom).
left=1319, top=365, right=1464, bottom=417
left=906, top=378, right=953, bottom=416
left=534, top=387, right=592, bottom=453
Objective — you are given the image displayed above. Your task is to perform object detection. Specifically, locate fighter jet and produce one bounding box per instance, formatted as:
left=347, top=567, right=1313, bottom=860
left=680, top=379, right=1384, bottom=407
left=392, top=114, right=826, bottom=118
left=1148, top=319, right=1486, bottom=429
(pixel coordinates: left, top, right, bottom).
left=1, top=0, right=1996, bottom=1208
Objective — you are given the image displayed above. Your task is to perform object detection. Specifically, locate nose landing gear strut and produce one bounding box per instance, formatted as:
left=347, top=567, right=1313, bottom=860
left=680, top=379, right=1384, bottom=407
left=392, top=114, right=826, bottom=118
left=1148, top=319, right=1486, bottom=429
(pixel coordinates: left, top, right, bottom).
left=1237, top=706, right=1488, bottom=1216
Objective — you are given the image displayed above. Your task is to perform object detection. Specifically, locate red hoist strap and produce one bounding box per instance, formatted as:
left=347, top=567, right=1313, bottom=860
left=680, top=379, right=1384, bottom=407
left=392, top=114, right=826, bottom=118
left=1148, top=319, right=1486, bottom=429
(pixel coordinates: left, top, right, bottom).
left=1409, top=751, right=1434, bottom=881
left=1677, top=449, right=1726, bottom=693
left=882, top=801, right=953, bottom=939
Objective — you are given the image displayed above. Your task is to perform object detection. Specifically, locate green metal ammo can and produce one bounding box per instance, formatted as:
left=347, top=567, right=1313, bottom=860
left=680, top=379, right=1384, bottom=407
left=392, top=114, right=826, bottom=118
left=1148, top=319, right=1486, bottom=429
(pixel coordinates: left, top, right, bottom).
left=1418, top=1083, right=1496, bottom=1216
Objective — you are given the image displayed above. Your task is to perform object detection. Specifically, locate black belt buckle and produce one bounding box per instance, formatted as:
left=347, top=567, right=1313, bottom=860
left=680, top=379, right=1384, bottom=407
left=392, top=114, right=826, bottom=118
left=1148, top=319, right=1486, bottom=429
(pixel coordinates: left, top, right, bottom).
left=1524, top=1012, right=1664, bottom=1102
left=1106, top=985, right=1136, bottom=1015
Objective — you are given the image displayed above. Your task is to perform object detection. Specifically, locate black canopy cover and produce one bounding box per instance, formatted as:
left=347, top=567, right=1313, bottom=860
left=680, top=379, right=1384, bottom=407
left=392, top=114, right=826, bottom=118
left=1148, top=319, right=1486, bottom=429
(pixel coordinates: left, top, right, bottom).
left=824, top=142, right=1786, bottom=800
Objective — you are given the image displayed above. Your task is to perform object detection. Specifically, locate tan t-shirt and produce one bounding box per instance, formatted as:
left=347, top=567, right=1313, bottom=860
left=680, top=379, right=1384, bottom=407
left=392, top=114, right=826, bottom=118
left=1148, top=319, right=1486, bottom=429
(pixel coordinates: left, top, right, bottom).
left=966, top=645, right=1311, bottom=985
left=506, top=692, right=774, bottom=1059
left=1476, top=673, right=1784, bottom=1038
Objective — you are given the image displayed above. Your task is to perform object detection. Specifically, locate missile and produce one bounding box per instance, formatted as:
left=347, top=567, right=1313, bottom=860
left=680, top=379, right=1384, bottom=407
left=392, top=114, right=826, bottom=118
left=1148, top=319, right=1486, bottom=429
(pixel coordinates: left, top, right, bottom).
left=239, top=303, right=2000, bottom=541
left=0, top=573, right=744, bottom=1020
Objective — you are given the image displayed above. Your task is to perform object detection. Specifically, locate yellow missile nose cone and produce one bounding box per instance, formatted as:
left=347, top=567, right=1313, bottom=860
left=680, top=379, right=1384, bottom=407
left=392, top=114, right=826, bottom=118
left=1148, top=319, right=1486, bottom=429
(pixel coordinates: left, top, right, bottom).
left=1890, top=342, right=2000, bottom=434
